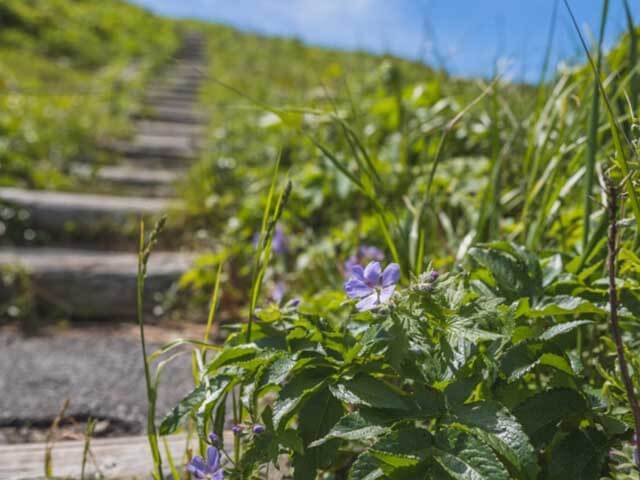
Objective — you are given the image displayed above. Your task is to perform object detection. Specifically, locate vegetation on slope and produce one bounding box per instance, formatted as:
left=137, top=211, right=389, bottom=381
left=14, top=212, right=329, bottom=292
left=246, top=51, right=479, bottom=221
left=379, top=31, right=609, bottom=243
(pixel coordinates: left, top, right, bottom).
left=0, top=0, right=179, bottom=189
left=161, top=10, right=640, bottom=478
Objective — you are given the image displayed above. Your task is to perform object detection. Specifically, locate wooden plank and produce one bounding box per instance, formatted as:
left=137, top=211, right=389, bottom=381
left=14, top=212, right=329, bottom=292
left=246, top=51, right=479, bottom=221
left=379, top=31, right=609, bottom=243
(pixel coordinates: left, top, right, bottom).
left=0, top=433, right=233, bottom=479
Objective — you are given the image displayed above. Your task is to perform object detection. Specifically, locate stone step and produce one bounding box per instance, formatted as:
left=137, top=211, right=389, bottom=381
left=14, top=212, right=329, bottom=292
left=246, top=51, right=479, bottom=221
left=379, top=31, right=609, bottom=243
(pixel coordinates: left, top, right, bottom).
left=135, top=119, right=204, bottom=137
left=0, top=188, right=175, bottom=234
left=145, top=88, right=199, bottom=101
left=0, top=248, right=195, bottom=317
left=72, top=164, right=181, bottom=197
left=145, top=91, right=200, bottom=103
left=135, top=106, right=205, bottom=125
left=143, top=96, right=199, bottom=110
left=153, top=85, right=201, bottom=96
left=156, top=80, right=202, bottom=90
left=105, top=137, right=197, bottom=161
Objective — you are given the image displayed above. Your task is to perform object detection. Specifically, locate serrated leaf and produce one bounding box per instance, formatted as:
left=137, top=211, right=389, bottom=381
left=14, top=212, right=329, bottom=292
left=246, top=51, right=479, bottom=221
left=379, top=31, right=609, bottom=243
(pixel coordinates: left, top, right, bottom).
left=273, top=369, right=330, bottom=430
left=159, top=383, right=206, bottom=435
left=293, top=388, right=344, bottom=478
left=370, top=450, right=422, bottom=468
left=450, top=401, right=539, bottom=480
left=348, top=453, right=384, bottom=480
left=433, top=429, right=510, bottom=480
left=516, top=296, right=604, bottom=318
left=507, top=352, right=575, bottom=382
left=206, top=344, right=258, bottom=372
left=309, top=409, right=393, bottom=447
left=257, top=354, right=297, bottom=390
left=513, top=389, right=587, bottom=446
left=368, top=427, right=431, bottom=476
left=469, top=244, right=541, bottom=299
left=537, top=353, right=574, bottom=375
left=537, top=320, right=593, bottom=341
left=330, top=374, right=409, bottom=410
left=547, top=428, right=608, bottom=480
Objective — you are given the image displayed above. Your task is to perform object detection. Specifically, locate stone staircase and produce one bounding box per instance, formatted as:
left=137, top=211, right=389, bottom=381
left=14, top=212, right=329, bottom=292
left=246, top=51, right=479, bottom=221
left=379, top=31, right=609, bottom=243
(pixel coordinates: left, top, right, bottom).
left=0, top=33, right=207, bottom=319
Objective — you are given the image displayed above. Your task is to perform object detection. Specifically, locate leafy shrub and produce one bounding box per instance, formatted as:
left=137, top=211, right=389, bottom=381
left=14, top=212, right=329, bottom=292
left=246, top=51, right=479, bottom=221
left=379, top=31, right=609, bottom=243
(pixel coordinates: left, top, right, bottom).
left=161, top=241, right=639, bottom=478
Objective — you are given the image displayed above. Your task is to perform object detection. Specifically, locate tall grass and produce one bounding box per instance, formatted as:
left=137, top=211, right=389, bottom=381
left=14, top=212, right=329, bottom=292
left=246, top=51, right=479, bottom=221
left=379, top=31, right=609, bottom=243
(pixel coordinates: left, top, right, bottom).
left=583, top=0, right=610, bottom=252
left=137, top=217, right=167, bottom=480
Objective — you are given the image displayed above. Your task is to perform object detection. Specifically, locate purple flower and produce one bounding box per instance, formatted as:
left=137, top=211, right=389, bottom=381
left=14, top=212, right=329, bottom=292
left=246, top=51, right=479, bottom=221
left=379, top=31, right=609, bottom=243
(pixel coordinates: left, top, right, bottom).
left=208, top=432, right=219, bottom=444
left=252, top=424, right=265, bottom=434
left=344, top=255, right=360, bottom=276
left=428, top=270, right=439, bottom=282
left=344, top=245, right=385, bottom=276
left=271, top=282, right=286, bottom=304
left=344, top=261, right=400, bottom=311
left=289, top=298, right=300, bottom=308
left=231, top=424, right=243, bottom=435
left=271, top=225, right=288, bottom=255
left=358, top=245, right=384, bottom=261
left=253, top=225, right=288, bottom=255
left=186, top=446, right=223, bottom=479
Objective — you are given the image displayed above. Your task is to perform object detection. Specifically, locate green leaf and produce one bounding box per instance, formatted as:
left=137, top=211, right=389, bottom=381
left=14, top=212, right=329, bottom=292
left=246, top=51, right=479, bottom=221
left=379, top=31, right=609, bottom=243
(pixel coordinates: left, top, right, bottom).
left=502, top=321, right=588, bottom=382
left=469, top=244, right=541, bottom=299
left=450, top=401, right=539, bottom=480
left=537, top=353, right=574, bottom=376
left=294, top=388, right=344, bottom=478
left=159, top=383, right=206, bottom=435
left=348, top=453, right=385, bottom=480
left=330, top=374, right=410, bottom=410
left=369, top=426, right=432, bottom=469
left=273, top=369, right=329, bottom=430
left=537, top=320, right=593, bottom=341
left=513, top=389, right=587, bottom=446
left=193, top=375, right=235, bottom=439
left=206, top=344, right=258, bottom=372
left=547, top=429, right=608, bottom=480
left=257, top=354, right=297, bottom=390
left=516, top=296, right=604, bottom=317
left=433, top=429, right=510, bottom=480
left=309, top=409, right=393, bottom=447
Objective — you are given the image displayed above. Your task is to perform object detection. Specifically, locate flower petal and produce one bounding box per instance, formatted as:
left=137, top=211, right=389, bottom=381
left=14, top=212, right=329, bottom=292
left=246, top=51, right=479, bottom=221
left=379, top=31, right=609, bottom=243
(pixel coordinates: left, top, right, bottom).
left=360, top=245, right=384, bottom=260
left=379, top=284, right=396, bottom=303
left=350, top=264, right=365, bottom=281
left=187, top=456, right=207, bottom=476
left=356, top=293, right=379, bottom=311
left=363, top=261, right=382, bottom=286
left=206, top=446, right=220, bottom=470
left=382, top=263, right=400, bottom=287
left=345, top=278, right=373, bottom=299
left=213, top=471, right=225, bottom=480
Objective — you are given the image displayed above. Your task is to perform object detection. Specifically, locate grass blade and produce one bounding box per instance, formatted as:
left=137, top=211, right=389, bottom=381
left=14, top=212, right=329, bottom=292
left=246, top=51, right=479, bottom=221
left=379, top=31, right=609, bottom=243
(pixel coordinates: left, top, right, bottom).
left=582, top=0, right=609, bottom=252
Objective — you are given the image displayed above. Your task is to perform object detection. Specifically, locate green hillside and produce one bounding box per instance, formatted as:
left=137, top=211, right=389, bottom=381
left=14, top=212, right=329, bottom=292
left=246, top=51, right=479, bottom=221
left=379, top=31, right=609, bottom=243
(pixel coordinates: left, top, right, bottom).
left=0, top=0, right=178, bottom=188
left=2, top=2, right=640, bottom=476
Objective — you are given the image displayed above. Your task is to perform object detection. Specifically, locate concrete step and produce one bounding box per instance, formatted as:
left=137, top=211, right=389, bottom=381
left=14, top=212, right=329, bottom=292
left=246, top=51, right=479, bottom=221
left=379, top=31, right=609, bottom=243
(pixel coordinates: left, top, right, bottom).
left=153, top=85, right=201, bottom=96
left=135, top=106, right=205, bottom=125
left=0, top=188, right=175, bottom=234
left=104, top=136, right=197, bottom=161
left=145, top=91, right=200, bottom=104
left=135, top=119, right=204, bottom=137
left=0, top=248, right=195, bottom=317
left=144, top=89, right=199, bottom=103
left=72, top=164, right=181, bottom=197
left=143, top=97, right=199, bottom=111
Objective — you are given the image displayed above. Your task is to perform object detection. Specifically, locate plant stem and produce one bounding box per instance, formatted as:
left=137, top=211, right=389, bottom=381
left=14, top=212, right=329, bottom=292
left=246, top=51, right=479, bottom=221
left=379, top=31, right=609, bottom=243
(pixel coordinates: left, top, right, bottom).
left=606, top=178, right=640, bottom=470
left=137, top=220, right=163, bottom=480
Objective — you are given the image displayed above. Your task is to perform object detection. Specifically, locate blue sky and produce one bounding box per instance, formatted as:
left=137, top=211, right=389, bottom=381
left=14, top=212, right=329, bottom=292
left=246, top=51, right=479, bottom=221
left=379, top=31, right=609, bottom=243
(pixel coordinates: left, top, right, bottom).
left=129, top=0, right=639, bottom=83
